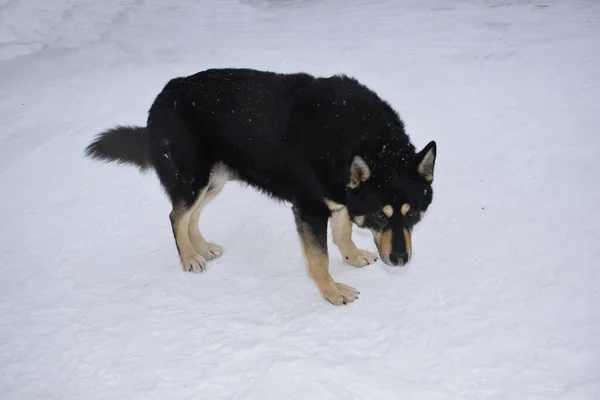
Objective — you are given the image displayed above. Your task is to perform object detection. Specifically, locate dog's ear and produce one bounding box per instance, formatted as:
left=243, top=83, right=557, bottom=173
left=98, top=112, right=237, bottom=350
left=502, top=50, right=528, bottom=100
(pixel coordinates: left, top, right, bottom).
left=348, top=156, right=371, bottom=188
left=416, top=141, right=436, bottom=182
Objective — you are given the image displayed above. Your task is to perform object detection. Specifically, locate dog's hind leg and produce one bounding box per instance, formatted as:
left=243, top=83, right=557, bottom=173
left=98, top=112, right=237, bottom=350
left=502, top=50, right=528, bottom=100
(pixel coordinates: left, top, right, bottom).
left=151, top=134, right=216, bottom=272
left=331, top=207, right=378, bottom=267
left=170, top=197, right=209, bottom=273
left=147, top=102, right=226, bottom=272
left=168, top=174, right=227, bottom=273
left=187, top=173, right=227, bottom=261
left=293, top=203, right=359, bottom=305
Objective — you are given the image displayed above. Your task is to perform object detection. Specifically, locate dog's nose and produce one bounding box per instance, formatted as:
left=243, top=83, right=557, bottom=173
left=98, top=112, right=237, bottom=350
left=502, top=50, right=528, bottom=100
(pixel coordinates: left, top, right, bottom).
left=389, top=252, right=410, bottom=266
left=401, top=252, right=410, bottom=264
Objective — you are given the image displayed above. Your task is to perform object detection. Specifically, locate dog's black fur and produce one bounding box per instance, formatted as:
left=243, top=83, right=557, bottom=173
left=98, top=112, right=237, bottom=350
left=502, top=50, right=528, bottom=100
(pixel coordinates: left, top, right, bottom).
left=85, top=68, right=436, bottom=305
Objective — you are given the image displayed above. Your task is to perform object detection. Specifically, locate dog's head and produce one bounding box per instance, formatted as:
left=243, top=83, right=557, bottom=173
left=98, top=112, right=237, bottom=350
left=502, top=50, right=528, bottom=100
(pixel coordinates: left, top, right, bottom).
left=345, top=141, right=436, bottom=266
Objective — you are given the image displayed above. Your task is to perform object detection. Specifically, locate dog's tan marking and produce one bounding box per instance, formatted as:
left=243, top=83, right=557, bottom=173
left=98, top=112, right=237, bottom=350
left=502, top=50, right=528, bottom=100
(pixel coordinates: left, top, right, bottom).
left=353, top=215, right=366, bottom=226
left=324, top=199, right=345, bottom=212
left=404, top=228, right=412, bottom=257
left=420, top=211, right=426, bottom=219
left=331, top=207, right=377, bottom=267
left=383, top=205, right=394, bottom=217
left=401, top=203, right=411, bottom=216
left=348, top=156, right=371, bottom=188
left=297, top=222, right=358, bottom=305
left=380, top=229, right=393, bottom=256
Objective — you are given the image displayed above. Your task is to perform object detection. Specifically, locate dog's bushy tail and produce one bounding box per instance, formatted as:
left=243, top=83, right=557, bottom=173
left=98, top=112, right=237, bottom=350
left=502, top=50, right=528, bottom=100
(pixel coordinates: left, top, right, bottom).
left=84, top=125, right=151, bottom=171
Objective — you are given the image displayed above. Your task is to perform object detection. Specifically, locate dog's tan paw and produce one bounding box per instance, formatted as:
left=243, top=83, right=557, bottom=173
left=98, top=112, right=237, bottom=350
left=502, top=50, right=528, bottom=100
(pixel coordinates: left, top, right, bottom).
left=322, top=282, right=359, bottom=305
left=180, top=252, right=207, bottom=273
left=191, top=239, right=224, bottom=262
left=203, top=243, right=224, bottom=260
left=344, top=249, right=378, bottom=267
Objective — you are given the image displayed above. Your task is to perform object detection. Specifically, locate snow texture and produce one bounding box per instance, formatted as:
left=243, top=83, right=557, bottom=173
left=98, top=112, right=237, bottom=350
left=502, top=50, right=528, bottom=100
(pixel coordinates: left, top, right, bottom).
left=1, top=0, right=599, bottom=399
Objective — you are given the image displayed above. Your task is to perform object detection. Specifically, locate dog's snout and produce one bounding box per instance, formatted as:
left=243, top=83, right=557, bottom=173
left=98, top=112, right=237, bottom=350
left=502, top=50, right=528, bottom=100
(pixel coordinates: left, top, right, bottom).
left=372, top=228, right=412, bottom=267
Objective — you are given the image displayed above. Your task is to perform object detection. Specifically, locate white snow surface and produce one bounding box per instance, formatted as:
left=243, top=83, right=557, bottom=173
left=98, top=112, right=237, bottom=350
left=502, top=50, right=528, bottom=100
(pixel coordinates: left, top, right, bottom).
left=1, top=0, right=599, bottom=398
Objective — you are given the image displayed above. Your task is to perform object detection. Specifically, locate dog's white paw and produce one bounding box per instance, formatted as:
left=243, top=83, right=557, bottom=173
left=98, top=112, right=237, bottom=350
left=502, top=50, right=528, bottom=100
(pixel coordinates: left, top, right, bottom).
left=180, top=252, right=207, bottom=273
left=203, top=242, right=224, bottom=260
left=322, top=281, right=360, bottom=305
left=344, top=249, right=378, bottom=267
left=190, top=237, right=224, bottom=261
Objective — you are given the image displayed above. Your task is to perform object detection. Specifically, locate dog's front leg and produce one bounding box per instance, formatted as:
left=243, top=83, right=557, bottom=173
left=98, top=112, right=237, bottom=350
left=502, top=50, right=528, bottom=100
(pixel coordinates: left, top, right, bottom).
left=331, top=207, right=378, bottom=267
left=293, top=203, right=359, bottom=305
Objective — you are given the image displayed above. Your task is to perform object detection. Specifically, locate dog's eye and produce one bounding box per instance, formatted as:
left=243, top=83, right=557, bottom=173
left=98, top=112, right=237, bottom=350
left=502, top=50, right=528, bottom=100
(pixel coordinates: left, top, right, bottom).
left=373, top=211, right=387, bottom=222
left=405, top=210, right=416, bottom=219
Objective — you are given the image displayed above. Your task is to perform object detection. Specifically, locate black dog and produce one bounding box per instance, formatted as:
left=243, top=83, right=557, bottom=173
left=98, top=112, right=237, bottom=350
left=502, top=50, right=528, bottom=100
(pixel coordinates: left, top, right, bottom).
left=85, top=68, right=436, bottom=305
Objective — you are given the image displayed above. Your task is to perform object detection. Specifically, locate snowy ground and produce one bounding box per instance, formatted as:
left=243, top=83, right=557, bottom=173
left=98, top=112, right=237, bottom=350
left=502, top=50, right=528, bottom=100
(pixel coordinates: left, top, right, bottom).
left=1, top=0, right=599, bottom=398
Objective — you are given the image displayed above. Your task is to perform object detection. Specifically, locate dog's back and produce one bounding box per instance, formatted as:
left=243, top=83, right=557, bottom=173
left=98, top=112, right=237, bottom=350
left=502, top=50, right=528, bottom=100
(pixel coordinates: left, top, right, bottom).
left=150, top=68, right=314, bottom=154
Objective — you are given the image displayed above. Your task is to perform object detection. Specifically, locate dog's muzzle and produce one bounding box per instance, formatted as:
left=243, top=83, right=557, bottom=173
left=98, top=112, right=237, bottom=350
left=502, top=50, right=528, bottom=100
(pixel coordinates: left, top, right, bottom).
left=374, top=227, right=412, bottom=267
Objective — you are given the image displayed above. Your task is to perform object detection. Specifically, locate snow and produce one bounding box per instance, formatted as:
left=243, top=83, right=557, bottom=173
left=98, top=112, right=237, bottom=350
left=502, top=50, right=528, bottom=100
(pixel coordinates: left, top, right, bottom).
left=1, top=0, right=599, bottom=398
